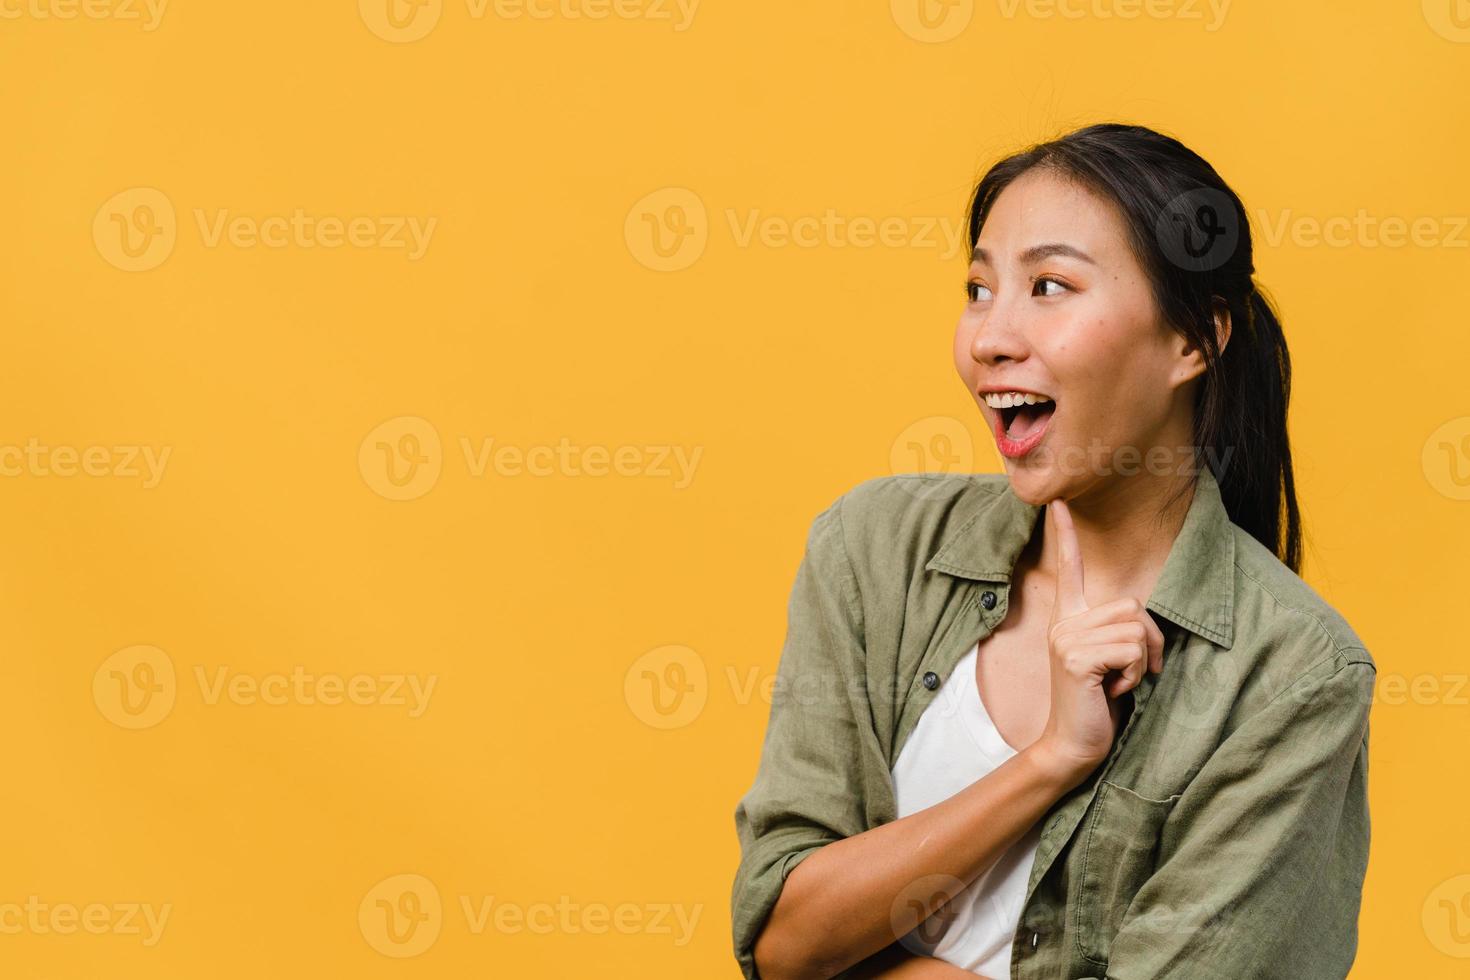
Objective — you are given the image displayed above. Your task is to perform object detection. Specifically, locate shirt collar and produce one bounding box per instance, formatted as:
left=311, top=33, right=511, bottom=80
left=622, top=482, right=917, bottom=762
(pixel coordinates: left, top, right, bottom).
left=923, top=466, right=1236, bottom=649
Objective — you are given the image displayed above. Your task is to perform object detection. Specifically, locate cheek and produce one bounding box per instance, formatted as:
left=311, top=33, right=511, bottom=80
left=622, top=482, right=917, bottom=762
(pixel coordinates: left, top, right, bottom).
left=1067, top=311, right=1137, bottom=360
left=1069, top=294, right=1167, bottom=368
left=1053, top=314, right=1167, bottom=426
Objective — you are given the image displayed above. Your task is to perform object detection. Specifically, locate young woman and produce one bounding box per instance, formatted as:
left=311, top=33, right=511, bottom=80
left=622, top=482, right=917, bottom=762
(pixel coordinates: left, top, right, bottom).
left=731, top=124, right=1375, bottom=980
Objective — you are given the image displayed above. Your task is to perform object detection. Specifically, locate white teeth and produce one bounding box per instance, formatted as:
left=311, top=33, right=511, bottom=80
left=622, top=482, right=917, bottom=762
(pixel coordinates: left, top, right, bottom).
left=983, top=391, right=1054, bottom=409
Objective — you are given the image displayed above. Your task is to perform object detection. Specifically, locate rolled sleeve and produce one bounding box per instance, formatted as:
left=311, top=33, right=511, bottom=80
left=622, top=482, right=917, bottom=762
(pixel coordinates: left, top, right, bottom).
left=731, top=495, right=884, bottom=979
left=1100, top=654, right=1375, bottom=980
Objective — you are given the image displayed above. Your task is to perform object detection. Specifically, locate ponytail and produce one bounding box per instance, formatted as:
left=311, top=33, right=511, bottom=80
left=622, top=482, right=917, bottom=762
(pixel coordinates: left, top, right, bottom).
left=1201, top=285, right=1302, bottom=573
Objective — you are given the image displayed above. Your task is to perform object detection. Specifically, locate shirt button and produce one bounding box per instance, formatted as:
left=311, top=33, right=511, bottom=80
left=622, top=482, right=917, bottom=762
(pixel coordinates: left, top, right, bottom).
left=980, top=590, right=997, bottom=610
left=922, top=671, right=940, bottom=691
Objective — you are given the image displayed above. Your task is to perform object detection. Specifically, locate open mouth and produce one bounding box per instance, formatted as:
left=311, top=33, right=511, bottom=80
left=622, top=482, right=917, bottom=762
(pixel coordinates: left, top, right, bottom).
left=982, top=390, right=1057, bottom=457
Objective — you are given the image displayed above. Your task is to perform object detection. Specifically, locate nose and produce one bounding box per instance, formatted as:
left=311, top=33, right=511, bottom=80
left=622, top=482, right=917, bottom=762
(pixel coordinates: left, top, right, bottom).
left=968, top=296, right=1030, bottom=367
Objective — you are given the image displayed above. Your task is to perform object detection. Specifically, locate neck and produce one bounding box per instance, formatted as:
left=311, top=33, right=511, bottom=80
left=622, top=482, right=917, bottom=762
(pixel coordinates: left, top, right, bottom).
left=1035, top=467, right=1198, bottom=607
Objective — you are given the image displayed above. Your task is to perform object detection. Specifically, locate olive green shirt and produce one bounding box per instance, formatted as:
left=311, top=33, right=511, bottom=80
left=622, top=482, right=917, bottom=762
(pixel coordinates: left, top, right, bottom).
left=731, top=466, right=1374, bottom=979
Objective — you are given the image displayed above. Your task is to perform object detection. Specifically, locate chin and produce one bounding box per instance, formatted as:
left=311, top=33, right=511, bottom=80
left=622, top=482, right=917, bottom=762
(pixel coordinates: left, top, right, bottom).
left=1001, top=465, right=1058, bottom=506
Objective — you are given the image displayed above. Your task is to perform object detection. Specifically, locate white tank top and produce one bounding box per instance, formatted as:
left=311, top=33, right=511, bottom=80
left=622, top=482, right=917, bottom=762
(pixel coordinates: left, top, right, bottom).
left=890, top=643, right=1043, bottom=976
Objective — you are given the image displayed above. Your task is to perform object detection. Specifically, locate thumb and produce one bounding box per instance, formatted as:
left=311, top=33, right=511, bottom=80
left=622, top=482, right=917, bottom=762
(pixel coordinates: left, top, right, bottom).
left=1050, top=498, right=1088, bottom=619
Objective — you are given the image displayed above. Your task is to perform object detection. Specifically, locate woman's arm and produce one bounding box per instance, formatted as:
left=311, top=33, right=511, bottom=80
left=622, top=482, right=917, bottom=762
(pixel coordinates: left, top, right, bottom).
left=753, top=743, right=1079, bottom=980
left=844, top=941, right=994, bottom=979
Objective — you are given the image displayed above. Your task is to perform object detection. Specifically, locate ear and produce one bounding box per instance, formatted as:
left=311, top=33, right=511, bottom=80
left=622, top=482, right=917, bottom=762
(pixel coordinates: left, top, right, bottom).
left=1172, top=297, right=1232, bottom=387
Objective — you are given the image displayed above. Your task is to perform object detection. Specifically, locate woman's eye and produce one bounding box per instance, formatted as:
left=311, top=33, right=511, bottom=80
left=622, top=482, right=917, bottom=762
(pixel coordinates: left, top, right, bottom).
left=1033, top=276, right=1068, bottom=297
left=966, top=282, right=992, bottom=302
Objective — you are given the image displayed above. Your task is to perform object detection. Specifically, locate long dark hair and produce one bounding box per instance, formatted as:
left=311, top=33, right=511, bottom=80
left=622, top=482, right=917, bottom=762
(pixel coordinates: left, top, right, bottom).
left=966, top=123, right=1302, bottom=573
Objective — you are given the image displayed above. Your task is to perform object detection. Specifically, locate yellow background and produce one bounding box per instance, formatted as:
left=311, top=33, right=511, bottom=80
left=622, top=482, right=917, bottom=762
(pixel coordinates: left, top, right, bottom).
left=2, top=0, right=1468, bottom=976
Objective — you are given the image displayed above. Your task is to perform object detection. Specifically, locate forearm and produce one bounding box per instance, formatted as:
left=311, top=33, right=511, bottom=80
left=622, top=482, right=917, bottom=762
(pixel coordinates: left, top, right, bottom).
left=753, top=743, right=1081, bottom=980
left=845, top=942, right=990, bottom=979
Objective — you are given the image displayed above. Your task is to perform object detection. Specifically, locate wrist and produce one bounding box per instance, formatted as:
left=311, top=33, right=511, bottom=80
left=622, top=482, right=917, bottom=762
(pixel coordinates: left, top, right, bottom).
left=1019, top=738, right=1094, bottom=793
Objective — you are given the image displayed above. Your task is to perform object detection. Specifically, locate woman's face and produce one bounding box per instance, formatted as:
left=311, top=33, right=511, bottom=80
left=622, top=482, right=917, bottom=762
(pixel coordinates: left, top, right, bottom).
left=954, top=168, right=1207, bottom=506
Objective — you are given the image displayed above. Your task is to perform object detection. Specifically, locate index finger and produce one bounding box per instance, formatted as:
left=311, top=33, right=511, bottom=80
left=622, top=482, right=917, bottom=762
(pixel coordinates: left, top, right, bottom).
left=1050, top=497, right=1088, bottom=618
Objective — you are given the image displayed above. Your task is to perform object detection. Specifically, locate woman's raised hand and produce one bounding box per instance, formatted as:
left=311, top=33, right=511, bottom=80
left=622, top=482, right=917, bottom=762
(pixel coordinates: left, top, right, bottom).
left=1030, top=497, right=1166, bottom=785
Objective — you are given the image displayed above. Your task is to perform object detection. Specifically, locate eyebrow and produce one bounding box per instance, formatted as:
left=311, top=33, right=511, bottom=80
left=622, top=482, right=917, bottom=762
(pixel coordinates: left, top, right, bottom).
left=971, top=242, right=1097, bottom=266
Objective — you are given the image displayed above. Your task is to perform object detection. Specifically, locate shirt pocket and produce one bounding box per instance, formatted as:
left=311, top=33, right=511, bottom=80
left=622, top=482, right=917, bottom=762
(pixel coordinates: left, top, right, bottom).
left=1075, top=778, right=1182, bottom=966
